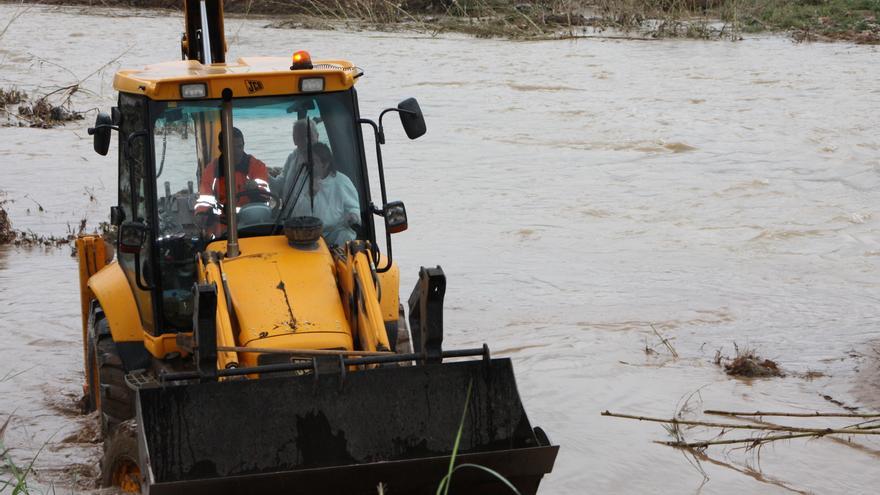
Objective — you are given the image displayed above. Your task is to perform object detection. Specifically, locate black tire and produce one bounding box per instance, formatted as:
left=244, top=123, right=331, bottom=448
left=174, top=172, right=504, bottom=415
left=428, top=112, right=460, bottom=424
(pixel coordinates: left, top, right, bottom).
left=83, top=328, right=99, bottom=414
left=100, top=419, right=142, bottom=493
left=92, top=315, right=135, bottom=435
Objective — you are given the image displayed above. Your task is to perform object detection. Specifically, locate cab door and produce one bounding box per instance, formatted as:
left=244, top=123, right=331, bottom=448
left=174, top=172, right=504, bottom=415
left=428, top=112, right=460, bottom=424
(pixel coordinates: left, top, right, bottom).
left=116, top=92, right=157, bottom=334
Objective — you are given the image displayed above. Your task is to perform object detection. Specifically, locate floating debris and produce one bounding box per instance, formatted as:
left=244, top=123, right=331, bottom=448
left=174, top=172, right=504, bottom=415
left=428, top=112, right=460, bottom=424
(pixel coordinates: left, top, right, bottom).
left=716, top=344, right=783, bottom=378
left=0, top=87, right=27, bottom=110
left=1, top=85, right=85, bottom=128
left=0, top=202, right=14, bottom=244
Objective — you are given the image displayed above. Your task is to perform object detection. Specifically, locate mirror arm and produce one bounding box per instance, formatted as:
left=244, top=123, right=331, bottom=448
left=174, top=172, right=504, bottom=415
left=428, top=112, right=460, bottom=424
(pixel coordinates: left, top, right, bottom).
left=358, top=119, right=389, bottom=209
left=358, top=118, right=393, bottom=272
left=377, top=108, right=394, bottom=145
left=87, top=123, right=119, bottom=135
left=377, top=107, right=416, bottom=145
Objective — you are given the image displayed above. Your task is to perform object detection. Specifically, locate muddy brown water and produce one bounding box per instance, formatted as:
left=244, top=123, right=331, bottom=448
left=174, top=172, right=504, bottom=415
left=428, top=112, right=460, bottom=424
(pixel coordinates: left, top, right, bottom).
left=1, top=4, right=880, bottom=494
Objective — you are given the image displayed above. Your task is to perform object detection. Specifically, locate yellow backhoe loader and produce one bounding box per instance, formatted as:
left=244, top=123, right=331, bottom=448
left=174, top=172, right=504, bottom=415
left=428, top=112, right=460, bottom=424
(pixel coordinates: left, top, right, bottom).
left=75, top=1, right=558, bottom=493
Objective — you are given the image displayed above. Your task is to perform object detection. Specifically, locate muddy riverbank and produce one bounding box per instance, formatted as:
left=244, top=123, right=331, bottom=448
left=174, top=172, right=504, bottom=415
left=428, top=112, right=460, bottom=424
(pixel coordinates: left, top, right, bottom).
left=10, top=0, right=880, bottom=41
left=1, top=3, right=879, bottom=494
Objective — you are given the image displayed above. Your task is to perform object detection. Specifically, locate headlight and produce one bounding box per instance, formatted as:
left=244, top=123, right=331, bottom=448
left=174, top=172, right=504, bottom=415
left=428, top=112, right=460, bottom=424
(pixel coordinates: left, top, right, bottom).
left=180, top=83, right=207, bottom=99
left=299, top=77, right=324, bottom=93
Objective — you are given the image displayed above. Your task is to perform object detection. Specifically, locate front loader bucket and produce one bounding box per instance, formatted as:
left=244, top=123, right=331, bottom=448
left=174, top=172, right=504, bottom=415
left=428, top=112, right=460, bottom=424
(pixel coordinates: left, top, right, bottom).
left=136, top=358, right=558, bottom=494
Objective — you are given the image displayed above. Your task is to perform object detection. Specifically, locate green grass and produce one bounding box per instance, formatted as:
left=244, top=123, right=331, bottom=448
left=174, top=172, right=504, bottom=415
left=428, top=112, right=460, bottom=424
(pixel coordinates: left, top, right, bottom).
left=435, top=379, right=521, bottom=495
left=728, top=0, right=880, bottom=34
left=0, top=415, right=55, bottom=495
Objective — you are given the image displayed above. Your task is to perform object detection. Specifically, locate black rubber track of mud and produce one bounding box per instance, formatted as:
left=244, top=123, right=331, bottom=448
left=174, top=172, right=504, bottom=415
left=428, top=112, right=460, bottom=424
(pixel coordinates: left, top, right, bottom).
left=95, top=317, right=135, bottom=433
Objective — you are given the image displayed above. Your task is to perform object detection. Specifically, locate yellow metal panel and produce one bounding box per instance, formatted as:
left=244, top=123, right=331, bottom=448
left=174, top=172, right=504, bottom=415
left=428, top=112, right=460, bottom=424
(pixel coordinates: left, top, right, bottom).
left=113, top=58, right=357, bottom=101
left=197, top=254, right=240, bottom=369
left=351, top=247, right=391, bottom=352
left=142, top=332, right=183, bottom=359
left=375, top=256, right=400, bottom=323
left=76, top=235, right=108, bottom=373
left=208, top=236, right=353, bottom=353
left=335, top=242, right=390, bottom=353
left=87, top=262, right=143, bottom=343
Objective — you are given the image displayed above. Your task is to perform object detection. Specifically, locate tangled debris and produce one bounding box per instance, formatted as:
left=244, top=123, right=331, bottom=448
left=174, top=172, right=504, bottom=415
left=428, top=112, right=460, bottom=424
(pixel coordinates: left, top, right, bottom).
left=725, top=355, right=782, bottom=377
left=1, top=85, right=85, bottom=128
left=0, top=87, right=27, bottom=110
left=0, top=201, right=14, bottom=244
left=0, top=195, right=89, bottom=249
left=715, top=344, right=783, bottom=378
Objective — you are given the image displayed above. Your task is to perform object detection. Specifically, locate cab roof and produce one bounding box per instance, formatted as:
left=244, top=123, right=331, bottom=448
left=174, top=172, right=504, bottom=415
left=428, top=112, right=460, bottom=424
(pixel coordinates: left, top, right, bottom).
left=113, top=57, right=360, bottom=101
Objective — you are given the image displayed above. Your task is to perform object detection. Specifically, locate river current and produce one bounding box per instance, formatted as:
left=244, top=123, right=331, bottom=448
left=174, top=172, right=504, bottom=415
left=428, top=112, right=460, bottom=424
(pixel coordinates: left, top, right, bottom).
left=0, top=4, right=879, bottom=494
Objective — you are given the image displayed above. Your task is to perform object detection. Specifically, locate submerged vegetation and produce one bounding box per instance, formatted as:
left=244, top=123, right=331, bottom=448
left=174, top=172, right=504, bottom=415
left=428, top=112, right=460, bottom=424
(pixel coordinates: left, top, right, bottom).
left=589, top=0, right=880, bottom=41
left=0, top=197, right=13, bottom=244
left=0, top=191, right=113, bottom=249
left=0, top=86, right=85, bottom=128
left=22, top=0, right=880, bottom=41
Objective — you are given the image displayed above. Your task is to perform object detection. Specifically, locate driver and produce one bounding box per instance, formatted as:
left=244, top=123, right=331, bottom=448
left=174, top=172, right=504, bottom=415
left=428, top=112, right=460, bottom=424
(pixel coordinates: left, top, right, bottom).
left=194, top=127, right=270, bottom=228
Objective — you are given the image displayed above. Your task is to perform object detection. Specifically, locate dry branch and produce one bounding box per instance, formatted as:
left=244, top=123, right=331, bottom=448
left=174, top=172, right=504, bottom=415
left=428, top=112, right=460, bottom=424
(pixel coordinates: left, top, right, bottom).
left=650, top=323, right=678, bottom=358
left=704, top=409, right=880, bottom=419
left=600, top=411, right=880, bottom=435
left=657, top=432, right=821, bottom=449
left=0, top=2, right=30, bottom=43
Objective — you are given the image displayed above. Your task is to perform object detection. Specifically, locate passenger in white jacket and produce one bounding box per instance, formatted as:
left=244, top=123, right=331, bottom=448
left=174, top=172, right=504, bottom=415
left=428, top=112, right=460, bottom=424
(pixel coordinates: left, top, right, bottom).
left=289, top=142, right=360, bottom=246
left=272, top=118, right=319, bottom=195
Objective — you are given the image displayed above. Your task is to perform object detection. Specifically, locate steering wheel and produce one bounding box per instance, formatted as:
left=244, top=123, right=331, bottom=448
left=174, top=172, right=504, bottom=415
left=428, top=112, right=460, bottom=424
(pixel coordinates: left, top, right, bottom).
left=236, top=189, right=283, bottom=216
left=235, top=189, right=287, bottom=233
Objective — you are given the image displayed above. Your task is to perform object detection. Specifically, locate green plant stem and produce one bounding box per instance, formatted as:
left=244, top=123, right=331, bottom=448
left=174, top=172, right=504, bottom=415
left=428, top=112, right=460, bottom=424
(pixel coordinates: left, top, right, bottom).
left=437, top=379, right=473, bottom=495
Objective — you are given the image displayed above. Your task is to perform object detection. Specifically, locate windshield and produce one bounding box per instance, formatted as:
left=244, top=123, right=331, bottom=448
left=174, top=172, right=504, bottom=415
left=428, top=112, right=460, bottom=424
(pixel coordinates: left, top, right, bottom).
left=149, top=91, right=366, bottom=246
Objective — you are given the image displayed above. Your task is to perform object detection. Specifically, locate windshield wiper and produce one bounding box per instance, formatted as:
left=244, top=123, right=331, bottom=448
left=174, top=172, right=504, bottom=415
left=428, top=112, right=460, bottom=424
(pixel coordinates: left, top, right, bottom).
left=270, top=134, right=316, bottom=233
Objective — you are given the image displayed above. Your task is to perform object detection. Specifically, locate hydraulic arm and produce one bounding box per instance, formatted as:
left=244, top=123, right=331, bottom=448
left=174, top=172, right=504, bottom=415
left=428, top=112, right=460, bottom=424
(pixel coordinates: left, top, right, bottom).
left=181, top=0, right=226, bottom=64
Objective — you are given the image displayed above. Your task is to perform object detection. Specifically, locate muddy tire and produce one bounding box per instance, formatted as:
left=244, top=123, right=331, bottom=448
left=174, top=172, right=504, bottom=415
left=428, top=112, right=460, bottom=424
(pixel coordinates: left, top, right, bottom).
left=100, top=419, right=142, bottom=493
left=92, top=315, right=135, bottom=434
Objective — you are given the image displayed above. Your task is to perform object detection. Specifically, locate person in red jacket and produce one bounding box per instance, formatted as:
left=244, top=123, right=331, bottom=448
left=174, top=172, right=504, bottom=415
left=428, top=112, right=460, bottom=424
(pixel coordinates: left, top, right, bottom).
left=194, top=127, right=270, bottom=231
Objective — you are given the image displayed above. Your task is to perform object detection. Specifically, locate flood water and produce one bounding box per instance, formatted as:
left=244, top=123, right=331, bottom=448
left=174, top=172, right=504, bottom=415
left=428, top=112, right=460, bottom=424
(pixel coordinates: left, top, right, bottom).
left=1, top=4, right=879, bottom=494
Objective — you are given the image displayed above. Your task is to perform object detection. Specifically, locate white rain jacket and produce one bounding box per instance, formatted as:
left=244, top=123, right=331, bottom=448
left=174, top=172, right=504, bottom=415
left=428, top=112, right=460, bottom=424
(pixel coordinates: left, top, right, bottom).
left=290, top=172, right=360, bottom=246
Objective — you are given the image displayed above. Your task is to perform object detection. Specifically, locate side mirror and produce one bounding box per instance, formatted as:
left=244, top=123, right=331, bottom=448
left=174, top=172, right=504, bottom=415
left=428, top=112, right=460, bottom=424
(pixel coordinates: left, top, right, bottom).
left=110, top=206, right=126, bottom=226
left=88, top=112, right=113, bottom=156
left=384, top=201, right=408, bottom=234
left=397, top=98, right=426, bottom=140
left=119, top=221, right=148, bottom=254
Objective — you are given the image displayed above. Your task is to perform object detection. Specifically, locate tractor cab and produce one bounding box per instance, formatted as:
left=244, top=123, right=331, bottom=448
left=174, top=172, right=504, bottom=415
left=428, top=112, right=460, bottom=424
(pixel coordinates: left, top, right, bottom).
left=90, top=54, right=424, bottom=339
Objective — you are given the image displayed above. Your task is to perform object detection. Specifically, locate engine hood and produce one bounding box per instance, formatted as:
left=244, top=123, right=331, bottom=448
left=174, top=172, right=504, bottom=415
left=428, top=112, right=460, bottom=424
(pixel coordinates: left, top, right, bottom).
left=207, top=235, right=353, bottom=362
